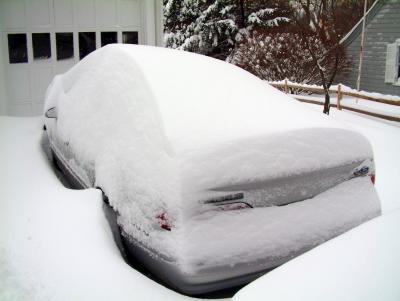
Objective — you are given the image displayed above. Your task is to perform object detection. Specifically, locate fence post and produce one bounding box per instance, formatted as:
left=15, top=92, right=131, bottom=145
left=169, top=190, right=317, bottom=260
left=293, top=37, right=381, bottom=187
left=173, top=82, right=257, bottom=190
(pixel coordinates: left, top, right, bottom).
left=337, top=84, right=342, bottom=110
left=284, top=78, right=288, bottom=94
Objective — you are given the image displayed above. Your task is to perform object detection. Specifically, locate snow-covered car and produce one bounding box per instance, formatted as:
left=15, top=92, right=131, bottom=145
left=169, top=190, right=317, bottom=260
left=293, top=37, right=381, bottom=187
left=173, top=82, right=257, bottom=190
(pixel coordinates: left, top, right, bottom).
left=43, top=44, right=381, bottom=295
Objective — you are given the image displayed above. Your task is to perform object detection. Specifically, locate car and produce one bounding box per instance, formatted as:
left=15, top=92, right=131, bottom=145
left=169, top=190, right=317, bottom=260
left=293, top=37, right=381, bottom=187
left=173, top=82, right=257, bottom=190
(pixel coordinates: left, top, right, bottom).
left=43, top=44, right=381, bottom=295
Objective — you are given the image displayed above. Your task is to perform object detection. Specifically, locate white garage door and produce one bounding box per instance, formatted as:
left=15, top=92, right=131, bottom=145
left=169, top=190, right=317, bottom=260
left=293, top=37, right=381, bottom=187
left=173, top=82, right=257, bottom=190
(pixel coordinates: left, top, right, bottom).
left=1, top=0, right=145, bottom=116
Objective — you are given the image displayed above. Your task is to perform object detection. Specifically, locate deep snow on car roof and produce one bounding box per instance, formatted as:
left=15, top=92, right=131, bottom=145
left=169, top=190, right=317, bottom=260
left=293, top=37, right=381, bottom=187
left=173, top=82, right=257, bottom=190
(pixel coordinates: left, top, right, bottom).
left=47, top=44, right=358, bottom=152
left=105, top=45, right=346, bottom=151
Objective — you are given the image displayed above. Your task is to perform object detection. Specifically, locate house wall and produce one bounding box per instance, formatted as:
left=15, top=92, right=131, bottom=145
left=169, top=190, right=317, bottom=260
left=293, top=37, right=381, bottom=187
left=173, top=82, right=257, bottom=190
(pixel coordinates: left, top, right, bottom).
left=336, top=0, right=400, bottom=96
left=155, top=0, right=164, bottom=46
left=0, top=17, right=7, bottom=115
left=0, top=0, right=163, bottom=116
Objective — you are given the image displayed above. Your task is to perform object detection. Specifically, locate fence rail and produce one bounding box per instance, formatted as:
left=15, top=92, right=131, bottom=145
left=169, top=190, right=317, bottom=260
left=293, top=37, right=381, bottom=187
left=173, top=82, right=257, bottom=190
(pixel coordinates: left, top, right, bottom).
left=269, top=80, right=400, bottom=122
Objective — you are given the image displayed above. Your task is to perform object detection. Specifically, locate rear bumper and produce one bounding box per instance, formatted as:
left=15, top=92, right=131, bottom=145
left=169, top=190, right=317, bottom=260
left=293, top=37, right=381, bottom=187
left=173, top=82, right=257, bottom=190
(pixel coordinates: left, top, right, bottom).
left=121, top=233, right=269, bottom=295
left=121, top=177, right=381, bottom=295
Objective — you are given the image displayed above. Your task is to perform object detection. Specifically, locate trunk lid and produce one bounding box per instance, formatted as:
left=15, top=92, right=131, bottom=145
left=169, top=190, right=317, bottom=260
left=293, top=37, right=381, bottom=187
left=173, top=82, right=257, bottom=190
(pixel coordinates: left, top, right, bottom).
left=178, top=128, right=374, bottom=213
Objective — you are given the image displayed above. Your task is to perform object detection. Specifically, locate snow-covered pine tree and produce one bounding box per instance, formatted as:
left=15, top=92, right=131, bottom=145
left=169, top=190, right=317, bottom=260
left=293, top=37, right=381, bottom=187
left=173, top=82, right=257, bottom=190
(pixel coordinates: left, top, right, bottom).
left=164, top=0, right=290, bottom=60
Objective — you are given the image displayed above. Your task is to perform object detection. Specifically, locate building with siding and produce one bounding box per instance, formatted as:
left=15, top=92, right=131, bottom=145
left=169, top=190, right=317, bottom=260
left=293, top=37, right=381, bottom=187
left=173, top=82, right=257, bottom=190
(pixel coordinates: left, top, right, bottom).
left=336, top=0, right=400, bottom=96
left=0, top=0, right=163, bottom=116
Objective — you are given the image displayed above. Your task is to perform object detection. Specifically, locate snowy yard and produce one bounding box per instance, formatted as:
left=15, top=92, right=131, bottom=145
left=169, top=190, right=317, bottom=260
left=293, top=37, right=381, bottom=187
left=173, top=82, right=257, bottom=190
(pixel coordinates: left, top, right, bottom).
left=0, top=117, right=192, bottom=301
left=1, top=105, right=400, bottom=300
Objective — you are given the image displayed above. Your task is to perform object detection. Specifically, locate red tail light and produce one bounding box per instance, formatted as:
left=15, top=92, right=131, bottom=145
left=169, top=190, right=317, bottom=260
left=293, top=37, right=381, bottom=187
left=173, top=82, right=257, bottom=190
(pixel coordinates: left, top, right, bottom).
left=370, top=174, right=375, bottom=185
left=156, top=212, right=172, bottom=231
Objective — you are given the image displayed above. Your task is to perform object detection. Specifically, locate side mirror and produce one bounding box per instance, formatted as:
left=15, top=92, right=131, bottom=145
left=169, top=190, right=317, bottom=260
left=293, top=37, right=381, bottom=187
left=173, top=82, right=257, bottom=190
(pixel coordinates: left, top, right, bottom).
left=45, top=107, right=57, bottom=119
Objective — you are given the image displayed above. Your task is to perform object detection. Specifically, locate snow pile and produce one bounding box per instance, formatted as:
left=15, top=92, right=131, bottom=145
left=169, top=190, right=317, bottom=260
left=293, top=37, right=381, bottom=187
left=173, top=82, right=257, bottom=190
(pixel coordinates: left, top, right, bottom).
left=44, top=44, right=380, bottom=269
left=233, top=209, right=400, bottom=301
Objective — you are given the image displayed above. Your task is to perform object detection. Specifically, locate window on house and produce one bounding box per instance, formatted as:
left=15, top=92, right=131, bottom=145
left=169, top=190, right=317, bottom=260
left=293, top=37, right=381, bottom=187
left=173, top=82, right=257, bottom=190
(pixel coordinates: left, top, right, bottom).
left=32, top=33, right=51, bottom=60
left=101, top=32, right=117, bottom=47
left=385, top=41, right=400, bottom=84
left=8, top=33, right=28, bottom=63
left=122, top=31, right=138, bottom=44
left=79, top=32, right=96, bottom=60
left=398, top=46, right=400, bottom=81
left=56, top=33, right=74, bottom=61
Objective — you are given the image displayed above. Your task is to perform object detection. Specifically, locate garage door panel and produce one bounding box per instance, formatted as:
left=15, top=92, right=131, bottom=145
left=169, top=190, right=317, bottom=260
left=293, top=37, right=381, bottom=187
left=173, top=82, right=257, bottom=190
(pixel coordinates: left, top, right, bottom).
left=6, top=67, right=30, bottom=104
left=54, top=61, right=74, bottom=76
left=54, top=0, right=73, bottom=27
left=33, top=102, right=45, bottom=115
left=76, top=0, right=96, bottom=27
left=1, top=0, right=26, bottom=30
left=96, top=0, right=117, bottom=27
left=8, top=103, right=33, bottom=116
left=27, top=0, right=52, bottom=27
left=119, top=0, right=140, bottom=27
left=31, top=67, right=54, bottom=99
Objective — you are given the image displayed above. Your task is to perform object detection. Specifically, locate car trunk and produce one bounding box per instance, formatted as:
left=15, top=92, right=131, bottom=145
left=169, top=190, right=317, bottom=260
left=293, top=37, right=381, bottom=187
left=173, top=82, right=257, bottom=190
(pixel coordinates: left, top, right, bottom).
left=163, top=128, right=381, bottom=293
left=202, top=159, right=370, bottom=209
left=178, top=127, right=374, bottom=215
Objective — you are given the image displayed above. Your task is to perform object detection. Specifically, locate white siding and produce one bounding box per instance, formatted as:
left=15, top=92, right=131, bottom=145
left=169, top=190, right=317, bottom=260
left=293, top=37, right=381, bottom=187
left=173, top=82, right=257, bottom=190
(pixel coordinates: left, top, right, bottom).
left=143, top=0, right=155, bottom=46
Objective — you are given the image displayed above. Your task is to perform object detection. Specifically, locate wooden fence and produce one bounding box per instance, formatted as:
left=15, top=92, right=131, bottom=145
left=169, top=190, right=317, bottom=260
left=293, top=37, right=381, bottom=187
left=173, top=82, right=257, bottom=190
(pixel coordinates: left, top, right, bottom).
left=269, top=80, right=400, bottom=122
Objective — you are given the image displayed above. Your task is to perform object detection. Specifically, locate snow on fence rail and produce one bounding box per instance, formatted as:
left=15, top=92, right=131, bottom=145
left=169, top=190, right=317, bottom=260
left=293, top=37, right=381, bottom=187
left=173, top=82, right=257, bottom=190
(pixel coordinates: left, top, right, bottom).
left=269, top=80, right=400, bottom=122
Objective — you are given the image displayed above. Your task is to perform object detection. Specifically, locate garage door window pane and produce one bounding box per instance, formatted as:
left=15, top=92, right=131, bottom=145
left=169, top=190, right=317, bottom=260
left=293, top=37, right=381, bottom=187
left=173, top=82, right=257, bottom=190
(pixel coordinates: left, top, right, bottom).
left=8, top=34, right=28, bottom=63
left=122, top=31, right=138, bottom=44
left=79, top=32, right=96, bottom=60
left=101, top=32, right=117, bottom=47
left=56, top=33, right=74, bottom=61
left=32, top=33, right=51, bottom=60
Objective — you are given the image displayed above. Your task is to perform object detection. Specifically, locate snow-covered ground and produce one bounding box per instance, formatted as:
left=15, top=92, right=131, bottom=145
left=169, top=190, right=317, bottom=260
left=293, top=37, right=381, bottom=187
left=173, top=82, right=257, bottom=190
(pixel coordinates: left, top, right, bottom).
left=269, top=79, right=400, bottom=120
left=326, top=108, right=400, bottom=214
left=0, top=105, right=399, bottom=300
left=295, top=94, right=400, bottom=120
left=0, top=117, right=194, bottom=301
left=233, top=209, right=400, bottom=301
